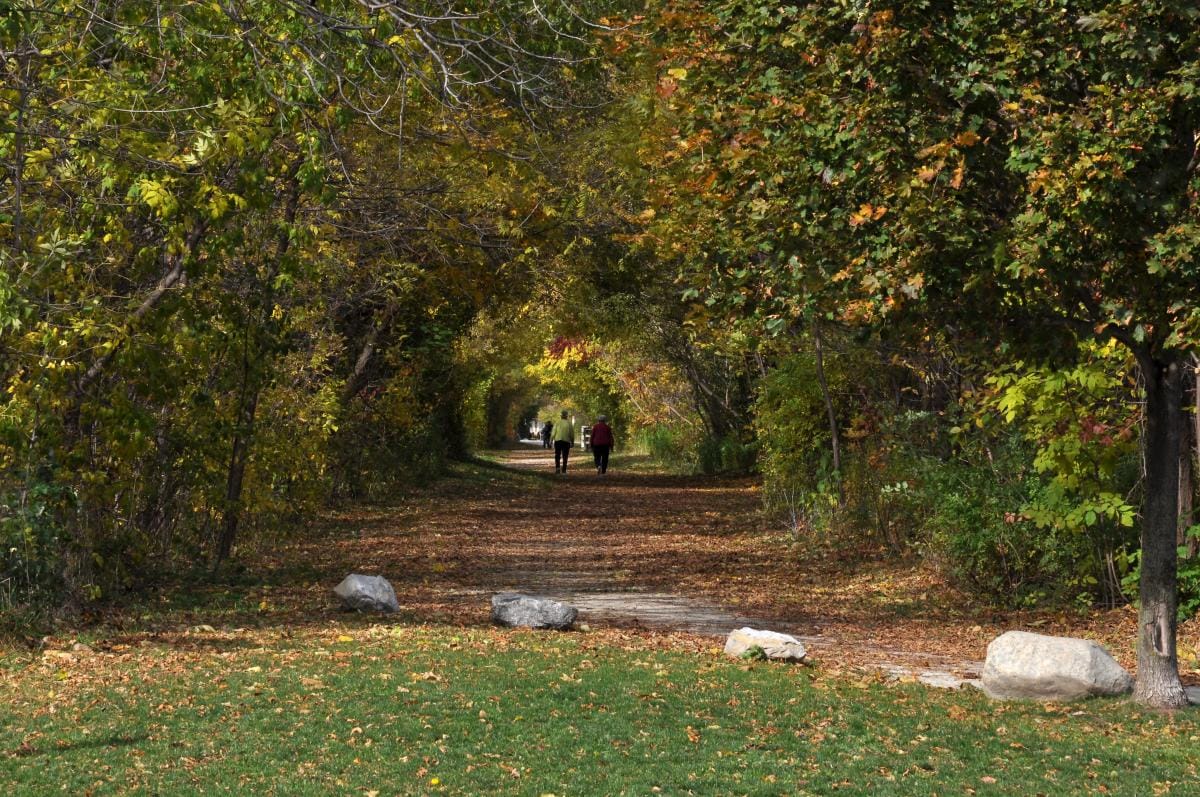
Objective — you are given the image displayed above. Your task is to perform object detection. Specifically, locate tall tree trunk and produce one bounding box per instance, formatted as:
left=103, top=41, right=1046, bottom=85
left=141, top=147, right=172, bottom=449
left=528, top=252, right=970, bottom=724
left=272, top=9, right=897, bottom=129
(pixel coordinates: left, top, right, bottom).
left=1133, top=356, right=1188, bottom=709
left=11, top=52, right=30, bottom=246
left=214, top=393, right=259, bottom=567
left=211, top=166, right=302, bottom=569
left=1180, top=360, right=1194, bottom=546
left=812, top=320, right=844, bottom=506
left=1180, top=445, right=1193, bottom=547
left=214, top=330, right=260, bottom=568
left=1190, top=354, right=1200, bottom=557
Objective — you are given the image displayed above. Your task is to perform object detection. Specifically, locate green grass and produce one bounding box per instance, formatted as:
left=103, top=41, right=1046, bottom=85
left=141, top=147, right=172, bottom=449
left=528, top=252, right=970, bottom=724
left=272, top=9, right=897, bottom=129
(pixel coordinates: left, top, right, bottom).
left=3, top=627, right=1198, bottom=796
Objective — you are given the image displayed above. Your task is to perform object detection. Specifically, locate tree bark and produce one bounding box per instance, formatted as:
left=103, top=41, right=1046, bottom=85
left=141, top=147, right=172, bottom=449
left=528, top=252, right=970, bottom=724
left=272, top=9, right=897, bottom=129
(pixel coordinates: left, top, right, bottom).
left=342, top=305, right=395, bottom=403
left=212, top=168, right=302, bottom=568
left=1191, top=354, right=1200, bottom=557
left=214, top=371, right=259, bottom=567
left=812, top=319, right=844, bottom=506
left=1180, top=359, right=1194, bottom=546
left=1180, top=442, right=1193, bottom=547
left=1132, top=355, right=1188, bottom=709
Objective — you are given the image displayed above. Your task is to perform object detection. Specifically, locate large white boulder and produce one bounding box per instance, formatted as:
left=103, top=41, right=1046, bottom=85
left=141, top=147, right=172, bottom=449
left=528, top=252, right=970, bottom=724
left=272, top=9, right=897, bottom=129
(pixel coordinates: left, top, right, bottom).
left=491, top=593, right=578, bottom=630
left=333, top=574, right=399, bottom=613
left=724, top=627, right=808, bottom=662
left=981, top=630, right=1132, bottom=701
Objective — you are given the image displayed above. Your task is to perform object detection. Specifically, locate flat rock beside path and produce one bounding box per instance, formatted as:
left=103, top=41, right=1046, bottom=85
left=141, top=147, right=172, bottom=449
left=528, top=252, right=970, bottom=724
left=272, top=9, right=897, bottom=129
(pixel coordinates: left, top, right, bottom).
left=491, top=593, right=578, bottom=630
left=724, top=627, right=808, bottom=662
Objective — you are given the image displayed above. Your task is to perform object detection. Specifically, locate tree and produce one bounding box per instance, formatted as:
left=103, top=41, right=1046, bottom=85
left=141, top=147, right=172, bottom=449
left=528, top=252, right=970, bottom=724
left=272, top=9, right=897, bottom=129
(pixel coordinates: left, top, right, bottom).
left=0, top=0, right=624, bottom=601
left=654, top=0, right=1200, bottom=706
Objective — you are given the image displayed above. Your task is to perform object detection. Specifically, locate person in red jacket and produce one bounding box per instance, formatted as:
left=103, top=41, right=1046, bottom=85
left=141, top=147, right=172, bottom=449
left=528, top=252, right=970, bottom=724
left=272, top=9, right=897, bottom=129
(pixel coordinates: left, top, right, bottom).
left=590, top=415, right=614, bottom=475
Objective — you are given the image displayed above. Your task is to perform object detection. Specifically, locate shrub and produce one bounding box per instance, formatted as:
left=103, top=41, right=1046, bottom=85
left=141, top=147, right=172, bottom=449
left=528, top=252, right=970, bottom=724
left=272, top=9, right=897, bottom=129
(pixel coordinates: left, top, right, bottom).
left=0, top=478, right=71, bottom=620
left=1120, top=526, right=1200, bottom=622
left=918, top=432, right=1122, bottom=608
left=636, top=424, right=691, bottom=466
left=697, top=434, right=757, bottom=475
left=754, top=352, right=841, bottom=531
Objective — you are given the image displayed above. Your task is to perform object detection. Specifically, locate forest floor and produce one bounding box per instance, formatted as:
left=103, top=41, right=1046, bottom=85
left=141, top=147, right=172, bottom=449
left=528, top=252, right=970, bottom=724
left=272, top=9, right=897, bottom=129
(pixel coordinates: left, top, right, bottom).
left=264, top=443, right=1200, bottom=682
left=6, top=446, right=1200, bottom=794
left=54, top=442, right=1200, bottom=682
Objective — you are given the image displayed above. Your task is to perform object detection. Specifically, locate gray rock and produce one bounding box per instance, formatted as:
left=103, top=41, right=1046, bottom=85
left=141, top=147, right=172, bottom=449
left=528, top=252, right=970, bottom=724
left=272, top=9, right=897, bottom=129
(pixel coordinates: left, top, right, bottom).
left=1186, top=686, right=1200, bottom=706
left=723, top=627, right=808, bottom=662
left=491, top=593, right=577, bottom=630
left=981, top=630, right=1133, bottom=701
left=333, top=574, right=399, bottom=613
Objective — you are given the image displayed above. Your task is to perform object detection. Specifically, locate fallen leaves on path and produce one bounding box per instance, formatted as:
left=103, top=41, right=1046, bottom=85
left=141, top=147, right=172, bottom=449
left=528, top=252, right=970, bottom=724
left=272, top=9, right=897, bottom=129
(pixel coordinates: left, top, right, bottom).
left=12, top=447, right=1199, bottom=684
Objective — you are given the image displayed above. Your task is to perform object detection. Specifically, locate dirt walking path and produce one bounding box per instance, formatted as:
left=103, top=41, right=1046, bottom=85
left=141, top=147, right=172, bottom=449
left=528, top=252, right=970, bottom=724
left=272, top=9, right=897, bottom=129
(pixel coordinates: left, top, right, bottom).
left=277, top=445, right=991, bottom=683
left=478, top=446, right=984, bottom=684
left=253, top=443, right=1193, bottom=685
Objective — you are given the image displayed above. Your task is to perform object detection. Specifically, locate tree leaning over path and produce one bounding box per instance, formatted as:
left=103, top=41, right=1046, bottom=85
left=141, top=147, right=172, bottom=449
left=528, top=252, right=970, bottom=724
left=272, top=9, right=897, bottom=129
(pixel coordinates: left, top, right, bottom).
left=0, top=0, right=622, bottom=605
left=654, top=0, right=1200, bottom=706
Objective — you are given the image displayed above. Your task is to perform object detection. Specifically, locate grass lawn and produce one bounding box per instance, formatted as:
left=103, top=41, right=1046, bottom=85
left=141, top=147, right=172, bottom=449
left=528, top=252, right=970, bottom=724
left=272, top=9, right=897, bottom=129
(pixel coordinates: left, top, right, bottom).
left=3, top=625, right=1198, bottom=796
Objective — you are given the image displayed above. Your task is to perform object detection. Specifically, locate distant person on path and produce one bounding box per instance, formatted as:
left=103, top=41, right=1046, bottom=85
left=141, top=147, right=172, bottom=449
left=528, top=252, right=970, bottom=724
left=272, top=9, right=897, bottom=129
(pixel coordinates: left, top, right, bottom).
left=590, top=415, right=613, bottom=475
left=540, top=420, right=553, bottom=449
left=553, top=410, right=574, bottom=474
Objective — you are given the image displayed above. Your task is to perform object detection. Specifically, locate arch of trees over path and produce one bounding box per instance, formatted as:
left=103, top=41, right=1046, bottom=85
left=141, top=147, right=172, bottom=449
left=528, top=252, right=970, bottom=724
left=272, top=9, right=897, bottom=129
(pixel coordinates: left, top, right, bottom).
left=1, top=0, right=1198, bottom=708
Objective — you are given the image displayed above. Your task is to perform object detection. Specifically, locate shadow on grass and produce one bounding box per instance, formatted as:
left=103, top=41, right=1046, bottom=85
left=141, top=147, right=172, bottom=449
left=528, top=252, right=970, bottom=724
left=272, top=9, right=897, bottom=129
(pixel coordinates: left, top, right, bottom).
left=12, top=732, right=149, bottom=759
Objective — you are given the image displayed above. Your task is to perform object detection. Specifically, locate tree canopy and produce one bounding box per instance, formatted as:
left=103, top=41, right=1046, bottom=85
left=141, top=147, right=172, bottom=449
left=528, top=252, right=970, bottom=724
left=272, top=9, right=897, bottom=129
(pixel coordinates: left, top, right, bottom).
left=2, top=0, right=1198, bottom=708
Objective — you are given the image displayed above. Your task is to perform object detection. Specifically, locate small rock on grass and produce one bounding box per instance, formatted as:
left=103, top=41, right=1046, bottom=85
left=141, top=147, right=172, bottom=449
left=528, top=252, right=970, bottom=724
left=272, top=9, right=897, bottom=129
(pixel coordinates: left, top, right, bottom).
left=491, top=593, right=577, bottom=630
left=724, top=627, right=807, bottom=662
left=334, top=574, right=399, bottom=613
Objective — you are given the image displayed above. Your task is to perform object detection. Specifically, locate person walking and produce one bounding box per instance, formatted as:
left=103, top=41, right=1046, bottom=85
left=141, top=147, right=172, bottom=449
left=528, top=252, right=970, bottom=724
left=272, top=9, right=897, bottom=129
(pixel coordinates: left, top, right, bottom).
left=540, top=419, right=553, bottom=449
left=552, top=410, right=575, bottom=474
left=590, top=414, right=614, bottom=475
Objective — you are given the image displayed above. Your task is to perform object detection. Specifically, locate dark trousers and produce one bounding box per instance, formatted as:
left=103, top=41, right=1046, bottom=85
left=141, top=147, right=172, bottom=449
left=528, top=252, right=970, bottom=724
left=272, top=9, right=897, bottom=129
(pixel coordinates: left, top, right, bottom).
left=554, top=440, right=571, bottom=470
left=592, top=444, right=611, bottom=473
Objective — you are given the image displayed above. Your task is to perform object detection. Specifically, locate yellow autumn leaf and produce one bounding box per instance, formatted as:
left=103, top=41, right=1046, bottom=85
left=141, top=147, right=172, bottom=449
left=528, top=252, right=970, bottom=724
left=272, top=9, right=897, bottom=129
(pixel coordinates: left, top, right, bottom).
left=849, top=203, right=887, bottom=226
left=667, top=67, right=688, bottom=80
left=955, top=130, right=981, bottom=147
left=950, top=161, right=965, bottom=189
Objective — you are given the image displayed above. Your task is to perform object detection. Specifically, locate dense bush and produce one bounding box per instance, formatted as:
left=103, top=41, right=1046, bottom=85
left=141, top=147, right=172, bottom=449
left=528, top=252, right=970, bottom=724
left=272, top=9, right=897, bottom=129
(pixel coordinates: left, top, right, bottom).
left=636, top=424, right=693, bottom=468
left=697, top=434, right=757, bottom=475
left=0, top=479, right=70, bottom=621
left=917, top=433, right=1109, bottom=608
left=752, top=346, right=1143, bottom=609
left=754, top=351, right=843, bottom=529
